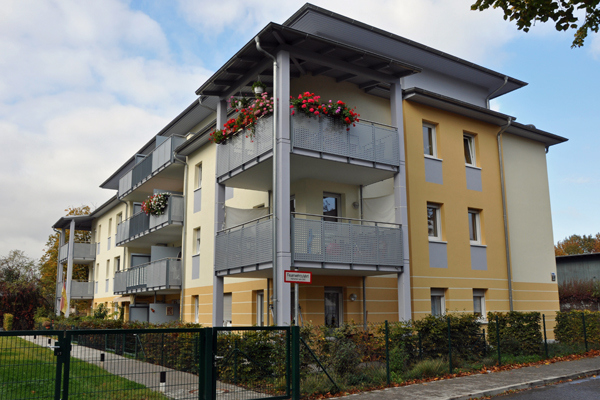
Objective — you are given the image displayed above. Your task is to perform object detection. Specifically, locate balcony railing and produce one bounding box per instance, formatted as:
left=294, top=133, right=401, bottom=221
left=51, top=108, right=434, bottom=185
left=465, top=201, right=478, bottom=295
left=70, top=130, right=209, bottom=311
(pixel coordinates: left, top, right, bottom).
left=215, top=215, right=273, bottom=272
left=292, top=115, right=400, bottom=166
left=56, top=280, right=94, bottom=299
left=58, top=242, right=96, bottom=264
left=118, top=135, right=187, bottom=197
left=292, top=213, right=403, bottom=266
left=113, top=258, right=182, bottom=294
left=116, top=195, right=184, bottom=245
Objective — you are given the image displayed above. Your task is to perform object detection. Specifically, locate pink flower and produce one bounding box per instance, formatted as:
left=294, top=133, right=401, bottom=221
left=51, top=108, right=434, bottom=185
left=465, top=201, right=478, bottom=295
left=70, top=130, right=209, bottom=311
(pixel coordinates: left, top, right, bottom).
left=292, top=111, right=295, bottom=115
left=309, top=108, right=314, bottom=112
left=302, top=104, right=307, bottom=108
left=314, top=111, right=320, bottom=115
left=289, top=105, right=294, bottom=108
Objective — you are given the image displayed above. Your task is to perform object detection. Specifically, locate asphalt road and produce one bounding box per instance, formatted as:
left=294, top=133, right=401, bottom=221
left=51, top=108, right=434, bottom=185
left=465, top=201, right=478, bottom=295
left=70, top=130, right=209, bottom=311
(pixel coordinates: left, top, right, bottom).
left=498, top=375, right=600, bottom=399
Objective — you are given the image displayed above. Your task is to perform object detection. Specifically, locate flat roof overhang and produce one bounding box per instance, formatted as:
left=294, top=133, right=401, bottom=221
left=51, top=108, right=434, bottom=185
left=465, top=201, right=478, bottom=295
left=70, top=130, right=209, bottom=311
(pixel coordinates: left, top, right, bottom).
left=194, top=23, right=422, bottom=101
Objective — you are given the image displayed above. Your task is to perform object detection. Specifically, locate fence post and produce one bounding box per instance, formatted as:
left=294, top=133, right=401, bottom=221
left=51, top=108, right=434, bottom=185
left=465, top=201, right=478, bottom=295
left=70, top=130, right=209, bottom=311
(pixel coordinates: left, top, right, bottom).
left=385, top=320, right=390, bottom=386
left=447, top=317, right=453, bottom=375
left=543, top=314, right=549, bottom=359
left=496, top=315, right=501, bottom=366
left=54, top=333, right=64, bottom=400
left=198, top=327, right=214, bottom=400
left=418, top=331, right=422, bottom=360
left=292, top=326, right=300, bottom=400
left=234, top=338, right=238, bottom=385
left=482, top=329, right=487, bottom=357
left=582, top=312, right=588, bottom=352
left=61, top=332, right=73, bottom=400
left=161, top=333, right=165, bottom=366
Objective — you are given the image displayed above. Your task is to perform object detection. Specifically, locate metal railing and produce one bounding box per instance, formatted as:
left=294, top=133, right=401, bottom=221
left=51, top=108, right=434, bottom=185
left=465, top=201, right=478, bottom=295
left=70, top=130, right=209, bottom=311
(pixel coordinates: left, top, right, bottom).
left=291, top=114, right=400, bottom=166
left=115, top=195, right=184, bottom=245
left=118, top=135, right=187, bottom=197
left=113, top=258, right=182, bottom=294
left=58, top=242, right=96, bottom=263
left=292, top=212, right=403, bottom=266
left=215, top=214, right=273, bottom=272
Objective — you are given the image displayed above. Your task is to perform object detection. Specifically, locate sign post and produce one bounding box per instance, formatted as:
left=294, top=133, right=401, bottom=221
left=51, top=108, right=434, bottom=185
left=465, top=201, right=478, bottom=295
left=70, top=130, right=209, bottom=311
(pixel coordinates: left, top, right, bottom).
left=285, top=271, right=312, bottom=325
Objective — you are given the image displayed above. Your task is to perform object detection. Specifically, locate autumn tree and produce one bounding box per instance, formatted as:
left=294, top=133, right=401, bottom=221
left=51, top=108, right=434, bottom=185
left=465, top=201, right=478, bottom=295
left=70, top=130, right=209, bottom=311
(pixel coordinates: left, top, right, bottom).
left=471, top=0, right=600, bottom=47
left=39, top=206, right=91, bottom=311
left=555, top=233, right=600, bottom=256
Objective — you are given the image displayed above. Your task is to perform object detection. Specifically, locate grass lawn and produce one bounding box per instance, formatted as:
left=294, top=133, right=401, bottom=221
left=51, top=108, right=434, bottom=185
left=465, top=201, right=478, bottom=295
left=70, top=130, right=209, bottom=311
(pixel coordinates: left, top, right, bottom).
left=0, top=336, right=168, bottom=400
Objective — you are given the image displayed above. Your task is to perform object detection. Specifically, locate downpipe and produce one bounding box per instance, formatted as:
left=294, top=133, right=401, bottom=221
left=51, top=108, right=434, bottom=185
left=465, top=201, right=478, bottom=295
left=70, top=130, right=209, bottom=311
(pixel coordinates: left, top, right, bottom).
left=497, top=116, right=514, bottom=311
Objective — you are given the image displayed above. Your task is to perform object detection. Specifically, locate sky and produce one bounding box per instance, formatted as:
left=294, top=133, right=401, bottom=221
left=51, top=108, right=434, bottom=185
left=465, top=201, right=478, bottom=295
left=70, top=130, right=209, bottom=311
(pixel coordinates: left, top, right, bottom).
left=1, top=0, right=599, bottom=262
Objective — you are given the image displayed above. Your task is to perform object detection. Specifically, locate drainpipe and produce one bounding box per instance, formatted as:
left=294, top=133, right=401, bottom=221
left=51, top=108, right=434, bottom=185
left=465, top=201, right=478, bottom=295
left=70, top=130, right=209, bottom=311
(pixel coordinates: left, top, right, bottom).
left=175, top=153, right=188, bottom=321
left=486, top=76, right=508, bottom=109
left=255, top=35, right=279, bottom=324
left=497, top=116, right=515, bottom=311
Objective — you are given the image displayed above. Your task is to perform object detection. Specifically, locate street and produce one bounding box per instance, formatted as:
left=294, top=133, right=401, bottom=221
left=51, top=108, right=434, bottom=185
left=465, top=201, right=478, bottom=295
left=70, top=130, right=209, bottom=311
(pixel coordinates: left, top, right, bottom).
left=498, top=375, right=600, bottom=399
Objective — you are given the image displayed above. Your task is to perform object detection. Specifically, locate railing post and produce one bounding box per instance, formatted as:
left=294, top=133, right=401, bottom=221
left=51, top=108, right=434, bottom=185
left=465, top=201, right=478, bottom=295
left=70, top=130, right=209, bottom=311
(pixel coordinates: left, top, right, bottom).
left=376, top=224, right=380, bottom=265
left=321, top=217, right=325, bottom=263
left=447, top=316, right=453, bottom=374
left=582, top=312, right=588, bottom=352
left=385, top=320, right=391, bottom=386
left=291, top=326, right=300, bottom=400
left=496, top=315, right=501, bottom=366
left=543, top=314, right=549, bottom=359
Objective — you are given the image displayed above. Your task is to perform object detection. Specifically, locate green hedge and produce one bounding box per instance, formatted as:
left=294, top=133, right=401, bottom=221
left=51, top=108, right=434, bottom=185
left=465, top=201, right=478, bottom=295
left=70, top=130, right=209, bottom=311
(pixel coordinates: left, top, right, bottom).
left=555, top=310, right=600, bottom=345
left=3, top=313, right=14, bottom=331
left=487, top=311, right=542, bottom=355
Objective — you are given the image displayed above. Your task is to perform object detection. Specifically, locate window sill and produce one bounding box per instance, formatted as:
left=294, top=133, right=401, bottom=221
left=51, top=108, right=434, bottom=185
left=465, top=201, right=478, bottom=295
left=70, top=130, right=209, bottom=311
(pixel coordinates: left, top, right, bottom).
left=429, top=239, right=447, bottom=244
left=465, top=164, right=481, bottom=170
left=424, top=155, right=443, bottom=162
left=470, top=243, right=487, bottom=248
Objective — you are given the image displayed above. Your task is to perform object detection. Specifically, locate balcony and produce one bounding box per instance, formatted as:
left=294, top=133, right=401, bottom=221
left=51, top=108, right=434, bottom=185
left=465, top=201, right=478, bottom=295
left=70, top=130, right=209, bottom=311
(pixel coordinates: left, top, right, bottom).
left=118, top=135, right=187, bottom=200
left=116, top=195, right=184, bottom=247
left=292, top=213, right=403, bottom=274
left=113, top=258, right=182, bottom=294
left=58, top=242, right=96, bottom=264
left=56, top=280, right=94, bottom=300
left=217, top=114, right=400, bottom=190
left=215, top=215, right=273, bottom=276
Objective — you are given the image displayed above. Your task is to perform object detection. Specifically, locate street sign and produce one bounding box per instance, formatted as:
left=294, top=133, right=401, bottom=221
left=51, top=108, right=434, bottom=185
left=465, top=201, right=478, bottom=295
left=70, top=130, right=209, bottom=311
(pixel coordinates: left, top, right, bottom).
left=284, top=270, right=312, bottom=284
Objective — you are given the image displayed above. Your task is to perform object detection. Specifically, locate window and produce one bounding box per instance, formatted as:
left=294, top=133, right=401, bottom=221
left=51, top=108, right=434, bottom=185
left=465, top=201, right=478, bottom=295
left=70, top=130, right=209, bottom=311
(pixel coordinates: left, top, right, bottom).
left=114, top=257, right=121, bottom=272
left=194, top=228, right=201, bottom=255
left=133, top=203, right=142, bottom=215
left=256, top=291, right=264, bottom=326
left=427, top=204, right=441, bottom=240
left=116, top=213, right=122, bottom=231
left=423, top=123, right=437, bottom=157
left=473, top=289, right=486, bottom=319
left=324, top=287, right=343, bottom=327
left=290, top=196, right=296, bottom=213
left=323, top=193, right=341, bottom=223
left=431, top=288, right=445, bottom=316
left=464, top=134, right=475, bottom=166
left=468, top=209, right=481, bottom=244
left=196, top=163, right=203, bottom=189
left=193, top=295, right=199, bottom=324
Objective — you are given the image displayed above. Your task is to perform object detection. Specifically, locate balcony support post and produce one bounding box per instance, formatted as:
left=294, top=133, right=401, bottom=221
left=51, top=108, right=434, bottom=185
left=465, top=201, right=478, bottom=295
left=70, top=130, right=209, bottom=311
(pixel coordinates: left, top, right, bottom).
left=55, top=228, right=66, bottom=316
left=390, top=80, right=412, bottom=321
left=213, top=99, right=228, bottom=327
left=65, top=219, right=76, bottom=318
left=274, top=49, right=292, bottom=326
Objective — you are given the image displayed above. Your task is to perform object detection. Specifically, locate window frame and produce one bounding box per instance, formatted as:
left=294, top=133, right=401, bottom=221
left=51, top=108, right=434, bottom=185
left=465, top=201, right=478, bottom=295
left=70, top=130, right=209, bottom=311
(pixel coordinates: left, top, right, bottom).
left=468, top=209, right=481, bottom=245
left=430, top=288, right=446, bottom=316
left=473, top=289, right=486, bottom=321
left=196, top=163, right=203, bottom=190
left=463, top=134, right=476, bottom=166
left=423, top=123, right=437, bottom=158
left=427, top=203, right=442, bottom=241
left=194, top=227, right=201, bottom=255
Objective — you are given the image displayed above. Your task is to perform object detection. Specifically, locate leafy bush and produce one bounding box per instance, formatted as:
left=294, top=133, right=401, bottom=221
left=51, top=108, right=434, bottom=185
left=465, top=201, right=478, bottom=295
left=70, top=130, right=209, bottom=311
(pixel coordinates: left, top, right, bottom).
left=407, top=358, right=447, bottom=379
left=555, top=310, right=600, bottom=345
left=559, top=279, right=600, bottom=306
left=3, top=313, right=14, bottom=331
left=487, top=312, right=542, bottom=356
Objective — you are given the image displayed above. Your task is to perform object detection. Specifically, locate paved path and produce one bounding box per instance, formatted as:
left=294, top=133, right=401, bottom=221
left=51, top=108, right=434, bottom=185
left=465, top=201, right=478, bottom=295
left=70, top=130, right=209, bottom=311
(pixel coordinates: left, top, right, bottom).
left=341, top=356, right=600, bottom=400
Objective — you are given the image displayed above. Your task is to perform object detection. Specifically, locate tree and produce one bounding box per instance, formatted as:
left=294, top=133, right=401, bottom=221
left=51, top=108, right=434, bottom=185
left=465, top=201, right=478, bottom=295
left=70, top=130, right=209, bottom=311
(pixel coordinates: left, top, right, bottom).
left=0, top=250, right=45, bottom=330
left=555, top=233, right=600, bottom=255
left=471, top=0, right=600, bottom=47
left=39, top=206, right=91, bottom=311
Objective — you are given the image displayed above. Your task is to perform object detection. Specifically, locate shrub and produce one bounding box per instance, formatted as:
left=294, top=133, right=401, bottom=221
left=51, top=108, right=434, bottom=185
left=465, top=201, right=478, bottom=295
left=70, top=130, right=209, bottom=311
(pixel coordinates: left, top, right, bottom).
left=3, top=313, right=14, bottom=331
left=487, top=311, right=543, bottom=356
left=407, top=358, right=447, bottom=379
left=555, top=310, right=600, bottom=345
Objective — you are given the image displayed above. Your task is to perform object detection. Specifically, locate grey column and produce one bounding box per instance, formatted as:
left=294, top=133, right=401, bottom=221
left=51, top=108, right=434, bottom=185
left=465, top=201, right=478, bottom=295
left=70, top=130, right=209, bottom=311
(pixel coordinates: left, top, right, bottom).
left=390, top=80, right=412, bottom=321
left=55, top=228, right=66, bottom=315
left=275, top=50, right=292, bottom=325
left=212, top=99, right=227, bottom=327
left=65, top=219, right=75, bottom=317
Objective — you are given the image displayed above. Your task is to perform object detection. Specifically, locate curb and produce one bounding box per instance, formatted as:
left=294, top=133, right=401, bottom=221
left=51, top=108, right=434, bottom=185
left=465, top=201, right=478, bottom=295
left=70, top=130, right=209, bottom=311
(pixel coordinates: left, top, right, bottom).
left=448, top=368, right=600, bottom=400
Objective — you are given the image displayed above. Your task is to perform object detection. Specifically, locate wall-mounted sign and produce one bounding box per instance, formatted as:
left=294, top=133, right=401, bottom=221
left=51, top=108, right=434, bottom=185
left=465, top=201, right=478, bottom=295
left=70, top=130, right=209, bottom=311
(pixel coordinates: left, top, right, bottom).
left=284, top=270, right=312, bottom=284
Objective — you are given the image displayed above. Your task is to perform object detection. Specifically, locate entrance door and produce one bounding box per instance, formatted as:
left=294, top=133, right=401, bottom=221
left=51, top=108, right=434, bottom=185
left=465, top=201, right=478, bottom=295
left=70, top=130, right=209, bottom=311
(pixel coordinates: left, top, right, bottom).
left=324, top=287, right=343, bottom=327
left=323, top=193, right=341, bottom=222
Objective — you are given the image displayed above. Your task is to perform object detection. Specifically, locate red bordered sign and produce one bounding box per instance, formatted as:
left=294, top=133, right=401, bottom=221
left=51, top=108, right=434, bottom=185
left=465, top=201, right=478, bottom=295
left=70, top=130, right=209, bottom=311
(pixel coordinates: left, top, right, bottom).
left=284, top=270, right=312, bottom=284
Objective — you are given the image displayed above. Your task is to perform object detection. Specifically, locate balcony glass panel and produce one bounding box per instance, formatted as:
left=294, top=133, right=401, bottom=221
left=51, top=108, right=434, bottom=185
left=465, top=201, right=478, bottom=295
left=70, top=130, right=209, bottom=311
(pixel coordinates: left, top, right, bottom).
left=292, top=213, right=403, bottom=266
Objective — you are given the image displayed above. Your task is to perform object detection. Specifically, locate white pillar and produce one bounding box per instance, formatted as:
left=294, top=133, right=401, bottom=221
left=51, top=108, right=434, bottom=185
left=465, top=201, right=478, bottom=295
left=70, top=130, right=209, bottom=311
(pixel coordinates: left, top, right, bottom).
left=390, top=80, right=412, bottom=321
left=274, top=50, right=292, bottom=325
left=65, top=219, right=76, bottom=318
left=212, top=99, right=227, bottom=327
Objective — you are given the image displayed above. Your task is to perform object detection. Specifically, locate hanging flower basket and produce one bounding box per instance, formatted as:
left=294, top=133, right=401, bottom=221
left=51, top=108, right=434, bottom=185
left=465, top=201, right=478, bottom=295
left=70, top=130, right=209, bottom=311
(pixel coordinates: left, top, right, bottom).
left=141, top=193, right=170, bottom=216
left=252, top=81, right=267, bottom=97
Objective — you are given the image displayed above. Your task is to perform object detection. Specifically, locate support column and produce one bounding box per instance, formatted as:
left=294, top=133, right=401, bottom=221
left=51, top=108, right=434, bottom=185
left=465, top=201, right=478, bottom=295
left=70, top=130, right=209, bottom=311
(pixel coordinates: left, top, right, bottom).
left=275, top=50, right=292, bottom=325
left=390, top=80, right=412, bottom=321
left=65, top=220, right=75, bottom=318
left=55, top=229, right=66, bottom=316
left=212, top=99, right=228, bottom=327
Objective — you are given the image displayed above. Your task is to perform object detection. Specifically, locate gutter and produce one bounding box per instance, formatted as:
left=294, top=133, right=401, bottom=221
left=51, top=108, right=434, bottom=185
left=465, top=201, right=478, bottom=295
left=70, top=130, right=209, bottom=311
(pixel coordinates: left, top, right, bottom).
left=497, top=116, right=515, bottom=311
left=255, top=35, right=279, bottom=325
left=486, top=76, right=508, bottom=109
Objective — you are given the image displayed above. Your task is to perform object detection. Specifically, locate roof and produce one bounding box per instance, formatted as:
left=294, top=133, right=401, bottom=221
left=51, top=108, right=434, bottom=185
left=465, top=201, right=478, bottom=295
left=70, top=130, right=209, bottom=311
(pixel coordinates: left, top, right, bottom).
left=556, top=253, right=600, bottom=262
left=403, top=87, right=568, bottom=147
left=283, top=3, right=526, bottom=99
left=52, top=195, right=120, bottom=230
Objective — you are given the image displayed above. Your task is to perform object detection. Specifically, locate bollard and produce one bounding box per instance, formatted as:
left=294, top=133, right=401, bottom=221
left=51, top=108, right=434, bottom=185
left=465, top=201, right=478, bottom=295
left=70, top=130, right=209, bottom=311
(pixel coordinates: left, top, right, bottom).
left=160, top=371, right=166, bottom=393
left=100, top=353, right=105, bottom=369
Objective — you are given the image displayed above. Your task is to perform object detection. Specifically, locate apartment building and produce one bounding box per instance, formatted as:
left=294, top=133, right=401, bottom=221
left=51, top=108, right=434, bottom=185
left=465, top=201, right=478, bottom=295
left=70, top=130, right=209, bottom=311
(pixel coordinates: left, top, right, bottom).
left=53, top=4, right=566, bottom=328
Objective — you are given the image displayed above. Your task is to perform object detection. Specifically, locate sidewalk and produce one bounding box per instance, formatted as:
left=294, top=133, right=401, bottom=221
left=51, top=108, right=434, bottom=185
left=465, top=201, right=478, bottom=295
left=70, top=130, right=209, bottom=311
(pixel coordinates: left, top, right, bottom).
left=341, top=356, right=600, bottom=400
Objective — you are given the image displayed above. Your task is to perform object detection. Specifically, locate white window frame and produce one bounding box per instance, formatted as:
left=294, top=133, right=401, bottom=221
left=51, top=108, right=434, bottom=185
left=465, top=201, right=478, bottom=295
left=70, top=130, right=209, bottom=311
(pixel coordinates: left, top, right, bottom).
left=196, top=163, right=202, bottom=190
left=473, top=289, right=486, bottom=321
left=194, top=227, right=201, bottom=255
left=423, top=123, right=437, bottom=158
left=463, top=134, right=476, bottom=166
left=468, top=209, right=481, bottom=245
left=430, top=288, right=445, bottom=316
left=427, top=203, right=442, bottom=241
